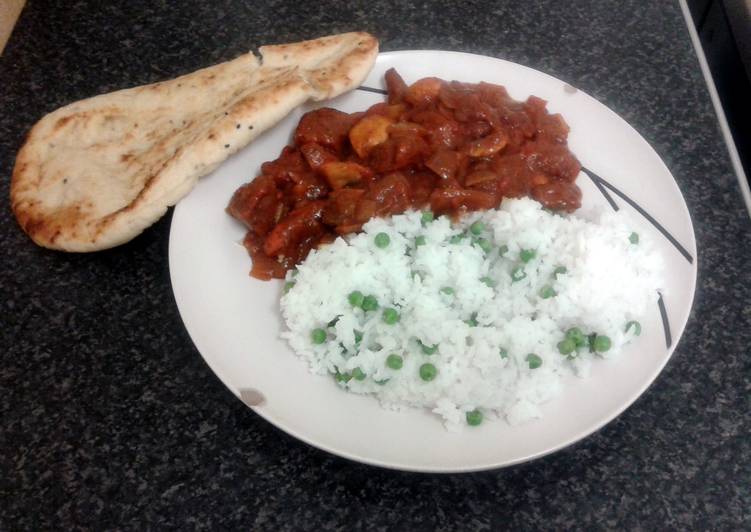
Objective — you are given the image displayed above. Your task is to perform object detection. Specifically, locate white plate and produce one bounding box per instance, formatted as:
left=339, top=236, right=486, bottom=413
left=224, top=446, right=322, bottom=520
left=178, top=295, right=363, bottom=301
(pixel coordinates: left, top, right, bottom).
left=169, top=51, right=697, bottom=472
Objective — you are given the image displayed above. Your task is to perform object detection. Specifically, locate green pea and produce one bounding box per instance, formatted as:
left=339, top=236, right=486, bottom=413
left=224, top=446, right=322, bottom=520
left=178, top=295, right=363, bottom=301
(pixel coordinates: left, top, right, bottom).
left=480, top=276, right=496, bottom=287
left=553, top=266, right=567, bottom=278
left=420, top=341, right=438, bottom=355
left=415, top=235, right=426, bottom=247
left=539, top=285, right=556, bottom=299
left=283, top=281, right=295, bottom=294
left=625, top=321, right=642, bottom=336
left=334, top=371, right=352, bottom=383
left=466, top=409, right=483, bottom=426
left=382, top=307, right=400, bottom=325
left=511, top=267, right=526, bottom=282
left=629, top=232, right=639, bottom=245
left=440, top=287, right=455, bottom=296
left=348, top=290, right=364, bottom=307
left=354, top=329, right=363, bottom=344
left=419, top=363, right=437, bottom=381
left=421, top=211, right=434, bottom=225
left=499, top=347, right=508, bottom=358
left=386, top=354, right=403, bottom=370
left=362, top=295, right=379, bottom=311
left=519, top=249, right=536, bottom=263
left=557, top=338, right=576, bottom=356
left=352, top=367, right=366, bottom=381
left=475, top=238, right=492, bottom=254
left=526, top=353, right=542, bottom=369
left=470, top=221, right=485, bottom=235
left=311, top=328, right=327, bottom=344
left=374, top=232, right=390, bottom=248
left=498, top=244, right=509, bottom=257
left=565, top=327, right=586, bottom=348
left=449, top=234, right=465, bottom=244
left=593, top=335, right=612, bottom=353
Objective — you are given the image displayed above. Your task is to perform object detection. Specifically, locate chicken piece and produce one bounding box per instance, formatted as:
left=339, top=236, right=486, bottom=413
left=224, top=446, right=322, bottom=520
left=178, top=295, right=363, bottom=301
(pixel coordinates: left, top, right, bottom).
left=320, top=161, right=373, bottom=189
left=349, top=114, right=394, bottom=158
left=294, top=108, right=359, bottom=153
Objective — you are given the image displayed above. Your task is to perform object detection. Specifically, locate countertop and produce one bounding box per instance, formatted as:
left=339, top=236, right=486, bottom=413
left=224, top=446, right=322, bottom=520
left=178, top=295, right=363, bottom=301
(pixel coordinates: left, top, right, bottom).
left=2, top=1, right=749, bottom=529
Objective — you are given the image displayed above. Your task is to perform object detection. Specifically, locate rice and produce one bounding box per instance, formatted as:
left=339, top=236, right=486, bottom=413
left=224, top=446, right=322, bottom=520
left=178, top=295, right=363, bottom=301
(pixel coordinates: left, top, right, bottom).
left=280, top=197, right=664, bottom=431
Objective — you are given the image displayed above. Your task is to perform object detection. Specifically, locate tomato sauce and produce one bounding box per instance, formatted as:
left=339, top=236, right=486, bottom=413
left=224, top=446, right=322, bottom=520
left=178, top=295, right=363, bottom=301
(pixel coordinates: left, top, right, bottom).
left=228, top=69, right=582, bottom=279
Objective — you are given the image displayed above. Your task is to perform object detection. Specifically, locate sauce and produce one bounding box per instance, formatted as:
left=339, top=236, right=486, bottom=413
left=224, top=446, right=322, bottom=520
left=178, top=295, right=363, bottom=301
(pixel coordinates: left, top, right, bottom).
left=228, top=69, right=582, bottom=279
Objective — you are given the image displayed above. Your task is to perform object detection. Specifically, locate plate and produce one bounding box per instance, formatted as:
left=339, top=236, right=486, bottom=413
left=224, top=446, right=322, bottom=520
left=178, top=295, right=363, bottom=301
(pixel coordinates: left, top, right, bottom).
left=169, top=51, right=697, bottom=472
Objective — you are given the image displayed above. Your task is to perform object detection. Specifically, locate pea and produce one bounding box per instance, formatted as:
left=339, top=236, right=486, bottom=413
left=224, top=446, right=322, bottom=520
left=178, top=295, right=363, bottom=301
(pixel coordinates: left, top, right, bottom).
left=283, top=281, right=295, bottom=294
left=526, top=353, right=542, bottom=369
left=466, top=409, right=483, bottom=426
left=470, top=221, right=485, bottom=235
left=511, top=267, right=526, bottom=282
left=386, top=354, right=403, bottom=370
left=419, top=363, right=437, bottom=381
left=565, top=327, right=586, bottom=348
left=440, top=287, right=455, bottom=296
left=498, top=244, right=509, bottom=257
left=539, top=285, right=556, bottom=299
left=354, top=329, right=363, bottom=344
left=587, top=333, right=597, bottom=352
left=480, top=276, right=496, bottom=287
left=519, top=249, right=536, bottom=263
left=420, top=341, right=438, bottom=355
left=629, top=232, right=639, bottom=245
left=499, top=347, right=508, bottom=359
left=362, top=295, right=379, bottom=311
left=334, top=372, right=352, bottom=383
left=557, top=338, right=576, bottom=356
left=415, top=235, right=426, bottom=247
left=352, top=367, right=366, bottom=381
left=593, top=335, right=611, bottom=353
left=311, top=328, right=327, bottom=344
left=553, top=266, right=567, bottom=278
left=348, top=290, right=364, bottom=307
left=421, top=211, right=434, bottom=225
left=374, top=232, right=390, bottom=248
left=449, top=234, right=465, bottom=244
left=382, top=307, right=400, bottom=325
left=475, top=238, right=492, bottom=254
left=625, top=321, right=642, bottom=336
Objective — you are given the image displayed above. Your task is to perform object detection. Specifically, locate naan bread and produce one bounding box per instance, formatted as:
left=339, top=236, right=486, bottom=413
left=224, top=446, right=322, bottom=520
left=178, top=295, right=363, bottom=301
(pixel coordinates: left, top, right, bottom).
left=10, top=32, right=378, bottom=251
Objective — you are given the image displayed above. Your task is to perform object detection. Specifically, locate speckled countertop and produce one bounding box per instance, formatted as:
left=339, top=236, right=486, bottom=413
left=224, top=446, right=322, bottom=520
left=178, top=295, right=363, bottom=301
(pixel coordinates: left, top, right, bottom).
left=1, top=1, right=749, bottom=529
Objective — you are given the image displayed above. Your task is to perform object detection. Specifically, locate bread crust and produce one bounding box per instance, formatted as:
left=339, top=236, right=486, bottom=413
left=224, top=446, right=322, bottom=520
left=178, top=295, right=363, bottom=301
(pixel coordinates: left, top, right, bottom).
left=10, top=32, right=378, bottom=251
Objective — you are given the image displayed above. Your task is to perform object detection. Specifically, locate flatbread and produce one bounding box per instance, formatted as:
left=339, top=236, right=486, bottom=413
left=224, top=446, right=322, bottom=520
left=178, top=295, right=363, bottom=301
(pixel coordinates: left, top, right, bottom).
left=10, top=32, right=378, bottom=251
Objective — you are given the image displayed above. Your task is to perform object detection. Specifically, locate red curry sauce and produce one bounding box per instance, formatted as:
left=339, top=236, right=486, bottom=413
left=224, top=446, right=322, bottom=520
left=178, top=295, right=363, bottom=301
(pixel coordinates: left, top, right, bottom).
left=228, top=69, right=582, bottom=280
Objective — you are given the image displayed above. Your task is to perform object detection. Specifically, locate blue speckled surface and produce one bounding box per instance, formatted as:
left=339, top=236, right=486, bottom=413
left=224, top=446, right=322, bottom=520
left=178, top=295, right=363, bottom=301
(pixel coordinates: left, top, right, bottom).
left=1, top=1, right=749, bottom=529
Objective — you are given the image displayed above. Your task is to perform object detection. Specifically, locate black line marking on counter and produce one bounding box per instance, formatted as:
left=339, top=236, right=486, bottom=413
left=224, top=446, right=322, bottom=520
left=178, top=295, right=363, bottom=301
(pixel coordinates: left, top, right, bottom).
left=657, top=292, right=672, bottom=349
left=581, top=167, right=694, bottom=264
left=357, top=86, right=388, bottom=95
left=582, top=167, right=619, bottom=211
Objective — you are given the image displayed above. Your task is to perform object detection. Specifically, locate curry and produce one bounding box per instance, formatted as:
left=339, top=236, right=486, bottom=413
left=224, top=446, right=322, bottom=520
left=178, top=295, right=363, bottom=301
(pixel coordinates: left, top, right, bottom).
left=228, top=68, right=581, bottom=279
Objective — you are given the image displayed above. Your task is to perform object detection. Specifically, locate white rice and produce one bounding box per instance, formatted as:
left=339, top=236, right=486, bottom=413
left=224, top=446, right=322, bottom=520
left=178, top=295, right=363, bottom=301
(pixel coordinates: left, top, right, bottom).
left=280, top=197, right=664, bottom=431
